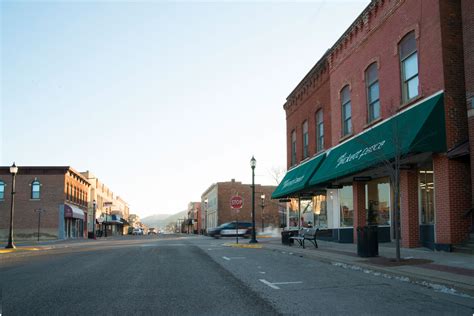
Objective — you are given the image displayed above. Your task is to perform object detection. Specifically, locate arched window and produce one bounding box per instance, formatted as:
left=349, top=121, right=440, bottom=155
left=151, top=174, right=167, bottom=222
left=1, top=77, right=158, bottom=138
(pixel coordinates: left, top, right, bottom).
left=341, top=85, right=352, bottom=136
left=302, top=121, right=309, bottom=159
left=31, top=179, right=41, bottom=199
left=399, top=31, right=419, bottom=102
left=366, top=63, right=380, bottom=122
left=0, top=180, right=5, bottom=200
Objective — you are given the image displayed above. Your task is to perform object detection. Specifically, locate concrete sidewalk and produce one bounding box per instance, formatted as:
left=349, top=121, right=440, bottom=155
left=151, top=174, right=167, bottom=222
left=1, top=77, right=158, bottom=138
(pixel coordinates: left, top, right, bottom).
left=258, top=237, right=474, bottom=297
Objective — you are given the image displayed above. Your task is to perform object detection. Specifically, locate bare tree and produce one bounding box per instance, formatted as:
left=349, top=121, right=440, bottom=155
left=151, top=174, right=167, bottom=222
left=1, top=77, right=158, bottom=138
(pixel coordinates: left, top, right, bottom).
left=268, top=166, right=286, bottom=185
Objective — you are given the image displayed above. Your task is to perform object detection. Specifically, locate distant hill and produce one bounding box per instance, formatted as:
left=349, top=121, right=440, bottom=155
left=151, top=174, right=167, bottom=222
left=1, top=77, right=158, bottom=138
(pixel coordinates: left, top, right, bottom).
left=142, top=211, right=187, bottom=229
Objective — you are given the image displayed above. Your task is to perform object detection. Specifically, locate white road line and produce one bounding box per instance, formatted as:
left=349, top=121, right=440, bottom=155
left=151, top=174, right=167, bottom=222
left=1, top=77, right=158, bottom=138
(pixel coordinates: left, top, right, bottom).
left=259, top=271, right=266, bottom=274
left=229, top=257, right=245, bottom=259
left=222, top=256, right=231, bottom=261
left=259, top=279, right=280, bottom=289
left=272, top=281, right=303, bottom=285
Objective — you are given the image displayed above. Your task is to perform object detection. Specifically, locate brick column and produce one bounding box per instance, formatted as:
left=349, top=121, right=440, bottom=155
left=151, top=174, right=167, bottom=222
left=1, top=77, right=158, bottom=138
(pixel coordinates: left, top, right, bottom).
left=433, top=154, right=471, bottom=248
left=400, top=169, right=420, bottom=248
left=353, top=182, right=366, bottom=243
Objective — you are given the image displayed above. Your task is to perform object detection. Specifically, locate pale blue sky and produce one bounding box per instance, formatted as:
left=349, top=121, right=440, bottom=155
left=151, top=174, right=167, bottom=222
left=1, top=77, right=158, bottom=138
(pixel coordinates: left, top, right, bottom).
left=1, top=0, right=369, bottom=217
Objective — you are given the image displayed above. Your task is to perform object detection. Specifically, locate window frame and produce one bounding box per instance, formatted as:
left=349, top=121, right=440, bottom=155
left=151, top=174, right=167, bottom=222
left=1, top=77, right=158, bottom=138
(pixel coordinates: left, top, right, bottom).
left=365, top=63, right=380, bottom=123
left=302, top=120, right=309, bottom=159
left=399, top=31, right=419, bottom=103
left=316, top=109, right=324, bottom=152
left=0, top=180, right=5, bottom=200
left=291, top=130, right=297, bottom=166
left=31, top=179, right=41, bottom=200
left=341, top=85, right=352, bottom=136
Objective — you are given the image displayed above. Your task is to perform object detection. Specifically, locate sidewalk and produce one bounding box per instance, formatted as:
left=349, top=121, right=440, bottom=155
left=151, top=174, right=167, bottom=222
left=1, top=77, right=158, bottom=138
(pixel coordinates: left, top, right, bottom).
left=258, top=236, right=474, bottom=297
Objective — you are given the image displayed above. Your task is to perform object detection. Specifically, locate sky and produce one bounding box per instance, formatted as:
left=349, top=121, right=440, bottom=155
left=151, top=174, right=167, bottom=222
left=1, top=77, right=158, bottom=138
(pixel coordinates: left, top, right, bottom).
left=1, top=0, right=369, bottom=218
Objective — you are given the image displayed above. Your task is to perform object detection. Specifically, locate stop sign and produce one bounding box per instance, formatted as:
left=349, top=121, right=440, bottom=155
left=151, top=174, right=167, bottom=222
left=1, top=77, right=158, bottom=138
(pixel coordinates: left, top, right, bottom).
left=230, top=196, right=243, bottom=209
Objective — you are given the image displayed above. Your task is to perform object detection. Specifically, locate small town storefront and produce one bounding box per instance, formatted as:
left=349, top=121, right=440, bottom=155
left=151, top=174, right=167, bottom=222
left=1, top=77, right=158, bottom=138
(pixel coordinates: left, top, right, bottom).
left=63, top=203, right=87, bottom=239
left=273, top=92, right=446, bottom=248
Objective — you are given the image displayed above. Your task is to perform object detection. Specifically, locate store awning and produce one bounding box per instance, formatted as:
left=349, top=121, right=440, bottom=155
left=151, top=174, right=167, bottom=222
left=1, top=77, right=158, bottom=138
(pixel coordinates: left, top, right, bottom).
left=64, top=203, right=85, bottom=220
left=309, top=91, right=446, bottom=186
left=271, top=153, right=326, bottom=199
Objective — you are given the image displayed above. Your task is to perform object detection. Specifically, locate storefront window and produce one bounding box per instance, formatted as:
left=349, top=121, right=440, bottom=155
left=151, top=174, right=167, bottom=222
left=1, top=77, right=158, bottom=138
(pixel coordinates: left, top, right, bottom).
left=313, top=194, right=327, bottom=228
left=365, top=177, right=391, bottom=226
left=419, top=168, right=434, bottom=224
left=289, top=198, right=299, bottom=227
left=339, top=185, right=353, bottom=227
left=301, top=198, right=313, bottom=227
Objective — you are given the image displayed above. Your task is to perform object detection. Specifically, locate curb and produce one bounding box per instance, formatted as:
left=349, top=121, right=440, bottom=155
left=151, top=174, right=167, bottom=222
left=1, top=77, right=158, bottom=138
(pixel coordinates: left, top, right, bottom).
left=223, top=243, right=263, bottom=249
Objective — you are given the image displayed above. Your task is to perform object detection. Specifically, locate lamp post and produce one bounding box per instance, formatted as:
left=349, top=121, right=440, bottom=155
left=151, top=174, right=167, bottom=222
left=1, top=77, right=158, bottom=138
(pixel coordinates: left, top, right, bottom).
left=92, top=200, right=97, bottom=239
left=249, top=156, right=258, bottom=244
left=6, top=162, right=18, bottom=249
left=260, top=194, right=265, bottom=232
left=35, top=208, right=45, bottom=242
left=204, top=198, right=208, bottom=235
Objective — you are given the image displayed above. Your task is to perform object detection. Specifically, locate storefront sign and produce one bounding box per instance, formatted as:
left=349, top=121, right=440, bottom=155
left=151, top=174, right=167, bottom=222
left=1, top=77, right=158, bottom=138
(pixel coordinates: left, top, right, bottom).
left=281, top=175, right=304, bottom=189
left=336, top=140, right=386, bottom=168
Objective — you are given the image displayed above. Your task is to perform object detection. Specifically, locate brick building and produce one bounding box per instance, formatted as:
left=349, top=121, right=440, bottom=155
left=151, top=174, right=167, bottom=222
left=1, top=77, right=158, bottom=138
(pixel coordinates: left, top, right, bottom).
left=0, top=166, right=90, bottom=241
left=201, top=179, right=282, bottom=233
left=272, top=0, right=473, bottom=251
left=186, top=202, right=201, bottom=234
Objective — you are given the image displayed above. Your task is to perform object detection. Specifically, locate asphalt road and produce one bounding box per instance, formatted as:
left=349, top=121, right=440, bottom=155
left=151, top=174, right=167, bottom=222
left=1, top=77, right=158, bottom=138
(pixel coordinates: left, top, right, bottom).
left=1, top=235, right=473, bottom=315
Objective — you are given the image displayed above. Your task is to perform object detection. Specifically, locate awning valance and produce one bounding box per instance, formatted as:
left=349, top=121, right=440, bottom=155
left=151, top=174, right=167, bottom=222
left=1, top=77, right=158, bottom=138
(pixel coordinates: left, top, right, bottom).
left=271, top=153, right=325, bottom=199
left=64, top=203, right=85, bottom=220
left=308, top=91, right=446, bottom=187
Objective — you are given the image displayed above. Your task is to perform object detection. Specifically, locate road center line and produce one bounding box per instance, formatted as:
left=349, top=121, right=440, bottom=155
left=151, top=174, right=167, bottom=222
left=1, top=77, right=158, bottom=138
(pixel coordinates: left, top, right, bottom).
left=223, top=256, right=231, bottom=261
left=259, top=279, right=280, bottom=289
left=272, top=281, right=303, bottom=285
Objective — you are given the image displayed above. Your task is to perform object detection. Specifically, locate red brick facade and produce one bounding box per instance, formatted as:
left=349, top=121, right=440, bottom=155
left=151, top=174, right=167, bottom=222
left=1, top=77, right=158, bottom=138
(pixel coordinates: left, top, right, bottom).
left=282, top=0, right=473, bottom=249
left=0, top=166, right=89, bottom=241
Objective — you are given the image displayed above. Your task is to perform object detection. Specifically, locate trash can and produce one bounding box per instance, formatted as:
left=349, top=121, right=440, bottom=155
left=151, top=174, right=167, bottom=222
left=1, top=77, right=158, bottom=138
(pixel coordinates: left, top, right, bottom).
left=281, top=230, right=296, bottom=245
left=357, top=226, right=378, bottom=257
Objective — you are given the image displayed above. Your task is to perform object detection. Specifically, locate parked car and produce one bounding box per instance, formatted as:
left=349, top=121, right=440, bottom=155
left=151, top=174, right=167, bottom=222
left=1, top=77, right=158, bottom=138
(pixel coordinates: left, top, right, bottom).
left=132, top=228, right=143, bottom=235
left=207, top=221, right=253, bottom=238
left=148, top=228, right=157, bottom=235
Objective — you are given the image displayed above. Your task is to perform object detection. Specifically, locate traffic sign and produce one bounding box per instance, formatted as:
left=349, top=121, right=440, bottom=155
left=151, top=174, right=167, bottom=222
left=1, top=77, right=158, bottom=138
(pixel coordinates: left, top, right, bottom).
left=230, top=196, right=243, bottom=209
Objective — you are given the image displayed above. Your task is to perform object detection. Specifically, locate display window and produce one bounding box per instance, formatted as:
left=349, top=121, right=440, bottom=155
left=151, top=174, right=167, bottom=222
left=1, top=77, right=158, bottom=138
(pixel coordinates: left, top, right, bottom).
left=365, top=177, right=391, bottom=226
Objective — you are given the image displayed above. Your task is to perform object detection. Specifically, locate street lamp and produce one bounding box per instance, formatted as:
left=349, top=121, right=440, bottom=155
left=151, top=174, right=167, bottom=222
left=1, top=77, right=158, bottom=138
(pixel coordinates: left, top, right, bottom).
left=249, top=156, right=258, bottom=243
left=92, top=200, right=97, bottom=239
left=6, top=162, right=18, bottom=249
left=260, top=194, right=265, bottom=232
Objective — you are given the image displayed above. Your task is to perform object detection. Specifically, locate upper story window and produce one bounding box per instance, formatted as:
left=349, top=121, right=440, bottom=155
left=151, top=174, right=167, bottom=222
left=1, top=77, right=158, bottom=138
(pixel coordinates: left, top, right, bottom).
left=341, top=85, right=352, bottom=136
left=399, top=31, right=419, bottom=102
left=291, top=130, right=297, bottom=166
left=0, top=180, right=5, bottom=200
left=366, top=63, right=380, bottom=122
left=316, top=110, right=324, bottom=152
left=66, top=183, right=70, bottom=200
left=31, top=179, right=41, bottom=199
left=302, top=121, right=309, bottom=159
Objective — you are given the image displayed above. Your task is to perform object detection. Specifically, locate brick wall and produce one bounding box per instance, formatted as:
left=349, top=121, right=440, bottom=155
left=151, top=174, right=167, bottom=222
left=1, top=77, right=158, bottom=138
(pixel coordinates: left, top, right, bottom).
left=400, top=169, right=420, bottom=247
left=462, top=0, right=474, bottom=108
left=215, top=180, right=280, bottom=230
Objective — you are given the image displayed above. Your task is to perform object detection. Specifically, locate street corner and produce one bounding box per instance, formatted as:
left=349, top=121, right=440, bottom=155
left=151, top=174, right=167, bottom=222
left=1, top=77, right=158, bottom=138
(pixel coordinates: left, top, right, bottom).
left=223, top=242, right=263, bottom=249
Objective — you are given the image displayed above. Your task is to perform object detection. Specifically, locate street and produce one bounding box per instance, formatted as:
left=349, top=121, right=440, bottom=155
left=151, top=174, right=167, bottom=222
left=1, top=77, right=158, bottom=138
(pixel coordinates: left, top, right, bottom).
left=1, top=235, right=473, bottom=315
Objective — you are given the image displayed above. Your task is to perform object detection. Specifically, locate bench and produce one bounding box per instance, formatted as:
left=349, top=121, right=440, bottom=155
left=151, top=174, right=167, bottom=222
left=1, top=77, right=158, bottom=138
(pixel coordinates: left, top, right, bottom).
left=289, top=228, right=319, bottom=249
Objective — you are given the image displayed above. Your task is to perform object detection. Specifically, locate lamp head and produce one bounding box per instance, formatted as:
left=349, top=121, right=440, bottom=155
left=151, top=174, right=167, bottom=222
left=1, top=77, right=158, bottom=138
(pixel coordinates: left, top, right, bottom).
left=10, top=162, right=18, bottom=175
left=250, top=156, right=256, bottom=169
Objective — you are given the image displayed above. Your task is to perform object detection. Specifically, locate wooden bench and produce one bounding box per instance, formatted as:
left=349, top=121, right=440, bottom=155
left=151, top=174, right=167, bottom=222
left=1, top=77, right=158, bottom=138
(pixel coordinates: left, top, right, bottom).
left=289, top=228, right=319, bottom=249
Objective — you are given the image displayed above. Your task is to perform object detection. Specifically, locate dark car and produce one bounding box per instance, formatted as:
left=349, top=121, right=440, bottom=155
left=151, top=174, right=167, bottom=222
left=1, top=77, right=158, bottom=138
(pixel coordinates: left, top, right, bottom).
left=207, top=221, right=253, bottom=238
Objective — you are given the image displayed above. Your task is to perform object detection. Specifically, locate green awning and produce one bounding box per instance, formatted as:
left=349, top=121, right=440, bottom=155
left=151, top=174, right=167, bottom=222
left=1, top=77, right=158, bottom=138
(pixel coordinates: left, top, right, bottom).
left=271, top=153, right=325, bottom=199
left=309, top=91, right=446, bottom=186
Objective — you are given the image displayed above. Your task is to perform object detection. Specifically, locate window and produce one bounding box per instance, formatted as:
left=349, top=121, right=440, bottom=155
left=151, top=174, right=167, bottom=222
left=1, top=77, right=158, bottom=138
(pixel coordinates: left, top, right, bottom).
left=365, top=177, right=391, bottom=226
left=366, top=63, right=380, bottom=122
left=419, top=167, right=434, bottom=224
left=400, top=31, right=419, bottom=102
left=341, top=86, right=352, bottom=136
left=31, top=179, right=41, bottom=199
left=66, top=183, right=70, bottom=200
left=316, top=110, right=324, bottom=152
left=302, top=121, right=309, bottom=159
left=339, top=185, right=353, bottom=227
left=291, top=130, right=297, bottom=166
left=0, top=181, right=4, bottom=200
